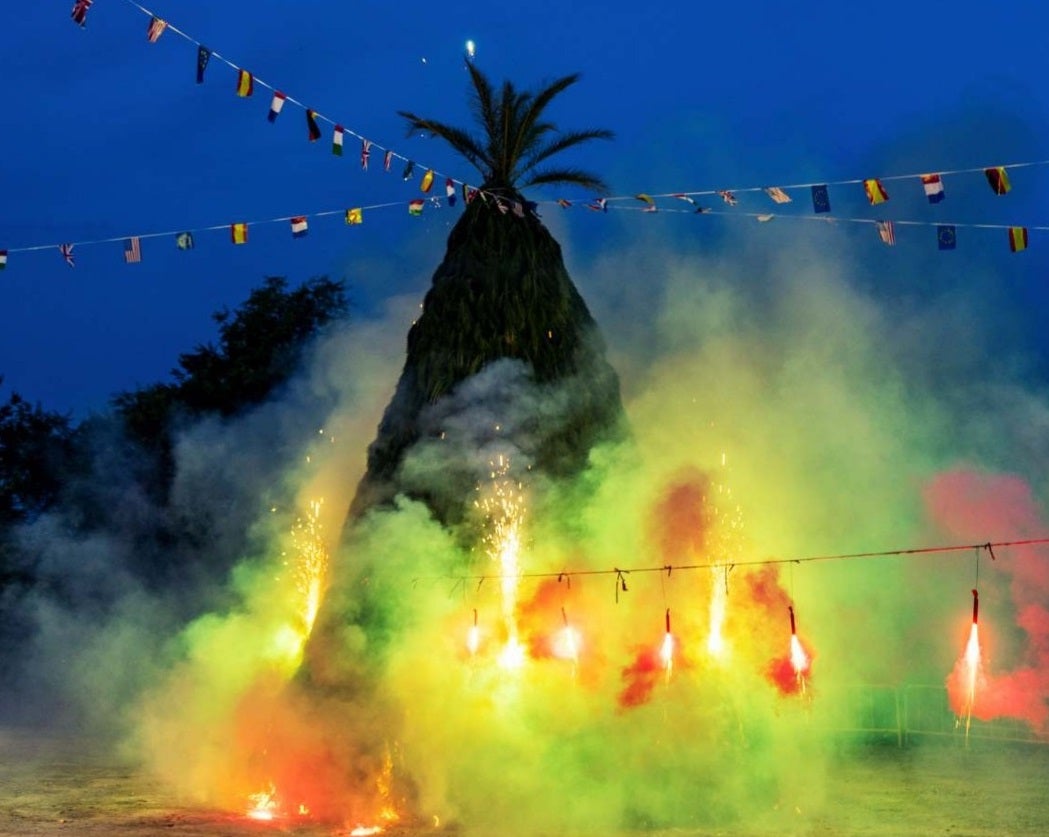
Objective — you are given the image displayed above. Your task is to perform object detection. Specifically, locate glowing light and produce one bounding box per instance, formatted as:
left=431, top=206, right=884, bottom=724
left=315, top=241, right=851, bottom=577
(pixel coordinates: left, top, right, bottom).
left=789, top=634, right=809, bottom=675
left=554, top=626, right=581, bottom=664
left=349, top=827, right=383, bottom=836
left=498, top=636, right=527, bottom=670
left=660, top=608, right=674, bottom=681
left=962, top=589, right=982, bottom=740
left=246, top=784, right=279, bottom=821
left=465, top=39, right=476, bottom=58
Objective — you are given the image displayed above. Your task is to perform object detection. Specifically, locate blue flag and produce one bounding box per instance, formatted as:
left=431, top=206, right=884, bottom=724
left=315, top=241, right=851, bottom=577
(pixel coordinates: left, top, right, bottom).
left=811, top=184, right=831, bottom=214
left=937, top=225, right=957, bottom=251
left=196, top=46, right=211, bottom=84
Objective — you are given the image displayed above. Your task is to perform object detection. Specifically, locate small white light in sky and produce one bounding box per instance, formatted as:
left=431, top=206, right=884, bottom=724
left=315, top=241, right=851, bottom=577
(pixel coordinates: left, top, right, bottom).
left=465, top=39, right=476, bottom=59
left=421, top=56, right=427, bottom=64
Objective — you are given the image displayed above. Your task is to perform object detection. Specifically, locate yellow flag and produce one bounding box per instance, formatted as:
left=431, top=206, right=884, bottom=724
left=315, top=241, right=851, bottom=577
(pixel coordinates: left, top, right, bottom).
left=236, top=69, right=253, bottom=97
left=420, top=169, right=435, bottom=193
left=863, top=178, right=888, bottom=205
left=345, top=208, right=363, bottom=225
left=231, top=222, right=248, bottom=244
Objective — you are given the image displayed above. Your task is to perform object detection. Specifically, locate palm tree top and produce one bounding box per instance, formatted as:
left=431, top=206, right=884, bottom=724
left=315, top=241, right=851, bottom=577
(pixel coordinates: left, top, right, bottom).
left=398, top=62, right=613, bottom=195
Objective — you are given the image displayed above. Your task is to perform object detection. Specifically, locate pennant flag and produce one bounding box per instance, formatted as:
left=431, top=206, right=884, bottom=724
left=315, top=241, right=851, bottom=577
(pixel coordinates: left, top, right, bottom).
left=59, top=244, right=75, bottom=267
left=811, top=184, right=831, bottom=213
left=937, top=224, right=956, bottom=250
left=71, top=0, right=92, bottom=27
left=290, top=216, right=309, bottom=238
left=176, top=232, right=194, bottom=250
left=268, top=91, right=287, bottom=123
left=384, top=150, right=393, bottom=172
left=236, top=70, right=253, bottom=97
left=1009, top=226, right=1029, bottom=252
left=146, top=16, right=167, bottom=43
left=764, top=186, right=792, bottom=204
left=863, top=178, right=889, bottom=205
left=717, top=190, right=738, bottom=206
left=196, top=46, right=211, bottom=84
left=231, top=223, right=248, bottom=244
left=756, top=214, right=775, bottom=222
left=420, top=169, right=435, bottom=193
left=345, top=207, right=363, bottom=225
left=361, top=140, right=371, bottom=170
left=306, top=110, right=321, bottom=142
left=920, top=174, right=945, bottom=203
left=876, top=220, right=896, bottom=246
left=408, top=199, right=425, bottom=216
left=0, top=250, right=8, bottom=270
left=402, top=160, right=415, bottom=181
left=557, top=198, right=572, bottom=208
left=123, top=237, right=141, bottom=264
left=332, top=125, right=344, bottom=155
left=984, top=166, right=1011, bottom=195
left=446, top=178, right=457, bottom=206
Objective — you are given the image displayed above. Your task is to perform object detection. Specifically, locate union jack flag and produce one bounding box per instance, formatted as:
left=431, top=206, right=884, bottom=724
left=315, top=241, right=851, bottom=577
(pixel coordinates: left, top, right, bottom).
left=59, top=243, right=75, bottom=267
left=71, top=0, right=92, bottom=27
left=361, top=140, right=371, bottom=170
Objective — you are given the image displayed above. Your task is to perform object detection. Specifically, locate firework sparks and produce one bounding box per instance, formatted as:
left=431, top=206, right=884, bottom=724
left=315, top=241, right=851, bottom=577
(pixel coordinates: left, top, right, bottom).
left=290, top=498, right=329, bottom=636
left=476, top=455, right=527, bottom=670
left=962, top=588, right=982, bottom=741
left=246, top=783, right=279, bottom=821
left=788, top=605, right=810, bottom=693
left=707, top=565, right=729, bottom=658
left=660, top=609, right=675, bottom=681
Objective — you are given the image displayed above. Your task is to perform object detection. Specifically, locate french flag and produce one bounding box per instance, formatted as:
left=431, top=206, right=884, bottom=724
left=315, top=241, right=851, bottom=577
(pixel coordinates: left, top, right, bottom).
left=920, top=173, right=945, bottom=203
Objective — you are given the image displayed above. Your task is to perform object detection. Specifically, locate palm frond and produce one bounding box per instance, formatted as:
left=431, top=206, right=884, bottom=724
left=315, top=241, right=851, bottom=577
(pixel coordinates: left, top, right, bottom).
left=521, top=167, right=611, bottom=194
left=397, top=111, right=491, bottom=176
left=522, top=128, right=614, bottom=173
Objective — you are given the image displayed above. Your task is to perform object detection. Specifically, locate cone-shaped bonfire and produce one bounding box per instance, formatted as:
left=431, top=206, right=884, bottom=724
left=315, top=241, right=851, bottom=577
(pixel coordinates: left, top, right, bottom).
left=350, top=64, right=627, bottom=526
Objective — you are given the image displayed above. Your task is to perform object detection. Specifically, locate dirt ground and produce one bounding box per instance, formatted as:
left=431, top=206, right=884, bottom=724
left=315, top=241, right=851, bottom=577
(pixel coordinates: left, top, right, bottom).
left=1, top=728, right=1047, bottom=836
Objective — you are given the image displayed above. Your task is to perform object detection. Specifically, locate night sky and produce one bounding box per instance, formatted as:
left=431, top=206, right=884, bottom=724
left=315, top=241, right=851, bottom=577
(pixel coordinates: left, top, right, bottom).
left=2, top=0, right=1048, bottom=416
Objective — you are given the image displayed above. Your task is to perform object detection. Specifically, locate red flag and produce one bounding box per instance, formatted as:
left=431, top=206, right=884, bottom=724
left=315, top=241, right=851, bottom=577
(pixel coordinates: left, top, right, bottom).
left=71, top=0, right=92, bottom=27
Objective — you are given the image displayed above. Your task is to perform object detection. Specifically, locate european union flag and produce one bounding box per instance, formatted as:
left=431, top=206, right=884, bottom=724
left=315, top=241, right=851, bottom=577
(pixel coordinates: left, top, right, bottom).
left=811, top=184, right=831, bottom=214
left=937, top=224, right=957, bottom=251
left=196, top=46, right=211, bottom=84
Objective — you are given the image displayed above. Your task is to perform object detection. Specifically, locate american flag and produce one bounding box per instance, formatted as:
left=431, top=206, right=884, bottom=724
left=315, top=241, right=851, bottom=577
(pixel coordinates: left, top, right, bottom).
left=764, top=186, right=792, bottom=204
left=146, top=17, right=167, bottom=43
left=383, top=150, right=393, bottom=172
left=717, top=190, right=738, bottom=206
left=124, top=237, right=142, bottom=263
left=59, top=243, right=75, bottom=267
left=71, top=0, right=92, bottom=27
left=876, top=220, right=896, bottom=246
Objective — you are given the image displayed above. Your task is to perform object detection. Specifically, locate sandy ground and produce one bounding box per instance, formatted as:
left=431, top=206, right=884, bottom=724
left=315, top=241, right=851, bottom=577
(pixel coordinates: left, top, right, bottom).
left=1, top=728, right=1047, bottom=836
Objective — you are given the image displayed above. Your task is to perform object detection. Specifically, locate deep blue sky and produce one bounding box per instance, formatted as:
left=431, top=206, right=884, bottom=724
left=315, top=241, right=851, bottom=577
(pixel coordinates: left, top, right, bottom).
left=2, top=1, right=1048, bottom=416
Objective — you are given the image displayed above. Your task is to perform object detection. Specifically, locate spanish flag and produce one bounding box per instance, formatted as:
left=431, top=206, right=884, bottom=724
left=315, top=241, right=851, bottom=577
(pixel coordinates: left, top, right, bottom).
left=231, top=222, right=248, bottom=244
left=863, top=178, right=888, bottom=205
left=985, top=166, right=1011, bottom=195
left=345, top=208, right=363, bottom=225
left=420, top=169, right=435, bottom=193
left=1008, top=226, right=1028, bottom=252
left=236, top=69, right=253, bottom=97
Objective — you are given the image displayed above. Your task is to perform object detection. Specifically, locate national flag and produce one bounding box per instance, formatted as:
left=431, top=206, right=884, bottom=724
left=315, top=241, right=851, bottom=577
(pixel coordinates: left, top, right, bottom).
left=361, top=140, right=371, bottom=170
left=464, top=185, right=479, bottom=204
left=176, top=231, right=194, bottom=250
left=1008, top=226, right=1028, bottom=252
left=811, top=184, right=831, bottom=213
left=231, top=223, right=248, bottom=244
left=0, top=250, right=8, bottom=270
left=445, top=178, right=457, bottom=206
left=146, top=16, right=167, bottom=42
left=345, top=208, right=363, bottom=225
left=764, top=186, right=792, bottom=204
left=196, top=46, right=211, bottom=84
left=586, top=198, right=608, bottom=212
left=290, top=216, right=308, bottom=238
left=937, top=224, right=956, bottom=250
left=236, top=69, right=253, bottom=97
left=557, top=198, right=572, bottom=208
left=268, top=91, right=287, bottom=123
left=717, top=190, right=737, bottom=206
left=756, top=214, right=775, bottom=222
left=920, top=174, right=945, bottom=203
left=671, top=193, right=695, bottom=205
left=123, top=237, right=141, bottom=263
left=408, top=199, right=425, bottom=216
left=59, top=244, right=75, bottom=267
left=384, top=150, right=393, bottom=172
left=331, top=125, right=344, bottom=155
left=863, top=178, right=889, bottom=204
left=306, top=110, right=321, bottom=142
left=635, top=194, right=657, bottom=212
left=71, top=0, right=92, bottom=27
left=402, top=160, right=415, bottom=181
left=876, top=220, right=896, bottom=246
left=985, top=166, right=1011, bottom=195
left=420, top=169, right=435, bottom=192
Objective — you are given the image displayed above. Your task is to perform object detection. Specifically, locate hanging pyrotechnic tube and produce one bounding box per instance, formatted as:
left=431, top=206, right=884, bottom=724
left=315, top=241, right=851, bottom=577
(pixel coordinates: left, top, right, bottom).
left=963, top=587, right=981, bottom=743
left=788, top=605, right=810, bottom=694
left=467, top=607, right=480, bottom=657
left=556, top=606, right=581, bottom=671
left=660, top=608, right=675, bottom=682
